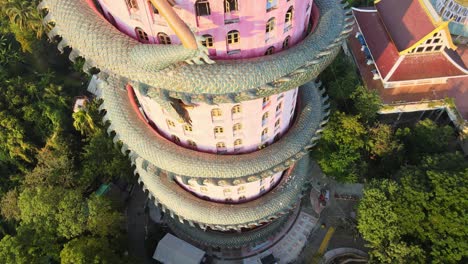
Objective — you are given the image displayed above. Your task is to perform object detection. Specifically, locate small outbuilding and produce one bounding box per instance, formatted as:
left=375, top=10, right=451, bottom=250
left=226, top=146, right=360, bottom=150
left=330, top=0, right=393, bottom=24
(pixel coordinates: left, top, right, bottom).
left=153, top=234, right=205, bottom=264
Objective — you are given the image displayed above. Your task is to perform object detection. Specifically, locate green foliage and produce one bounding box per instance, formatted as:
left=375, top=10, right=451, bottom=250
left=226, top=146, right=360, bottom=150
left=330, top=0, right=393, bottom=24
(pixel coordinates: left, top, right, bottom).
left=0, top=35, right=23, bottom=66
left=18, top=186, right=65, bottom=234
left=397, top=119, right=454, bottom=162
left=24, top=141, right=77, bottom=188
left=0, top=189, right=20, bottom=222
left=0, top=224, right=60, bottom=264
left=0, top=2, right=132, bottom=262
left=347, top=0, right=375, bottom=7
left=351, top=85, right=382, bottom=124
left=319, top=53, right=360, bottom=111
left=60, top=237, right=122, bottom=264
left=0, top=0, right=46, bottom=52
left=87, top=195, right=123, bottom=237
left=367, top=124, right=402, bottom=158
left=57, top=190, right=87, bottom=239
left=314, top=112, right=367, bottom=182
left=358, top=153, right=468, bottom=263
left=73, top=110, right=97, bottom=136
left=80, top=130, right=133, bottom=190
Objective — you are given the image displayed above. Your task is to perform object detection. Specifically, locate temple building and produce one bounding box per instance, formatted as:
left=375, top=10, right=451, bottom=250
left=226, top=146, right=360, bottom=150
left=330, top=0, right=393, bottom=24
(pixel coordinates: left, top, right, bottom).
left=352, top=0, right=467, bottom=88
left=348, top=0, right=467, bottom=154
left=40, top=0, right=352, bottom=262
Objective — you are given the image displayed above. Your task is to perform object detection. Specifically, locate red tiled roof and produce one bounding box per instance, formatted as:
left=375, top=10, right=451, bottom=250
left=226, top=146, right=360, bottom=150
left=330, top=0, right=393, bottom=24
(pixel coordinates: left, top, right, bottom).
left=376, top=0, right=436, bottom=52
left=353, top=8, right=400, bottom=79
left=388, top=52, right=467, bottom=81
left=348, top=27, right=468, bottom=120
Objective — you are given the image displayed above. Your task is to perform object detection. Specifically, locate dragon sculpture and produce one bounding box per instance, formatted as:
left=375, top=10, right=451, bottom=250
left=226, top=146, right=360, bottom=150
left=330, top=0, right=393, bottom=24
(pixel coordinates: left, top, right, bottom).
left=39, top=0, right=354, bottom=242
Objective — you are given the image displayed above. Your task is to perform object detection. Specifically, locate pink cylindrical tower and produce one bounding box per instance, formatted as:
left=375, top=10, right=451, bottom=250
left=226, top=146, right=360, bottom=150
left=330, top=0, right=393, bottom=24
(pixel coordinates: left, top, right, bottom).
left=99, top=0, right=315, bottom=58
left=98, top=0, right=314, bottom=203
left=42, top=0, right=351, bottom=260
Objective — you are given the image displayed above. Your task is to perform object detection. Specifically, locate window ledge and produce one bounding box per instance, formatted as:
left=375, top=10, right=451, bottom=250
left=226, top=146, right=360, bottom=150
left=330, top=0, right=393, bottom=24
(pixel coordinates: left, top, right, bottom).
left=225, top=18, right=240, bottom=24
left=227, top=49, right=241, bottom=55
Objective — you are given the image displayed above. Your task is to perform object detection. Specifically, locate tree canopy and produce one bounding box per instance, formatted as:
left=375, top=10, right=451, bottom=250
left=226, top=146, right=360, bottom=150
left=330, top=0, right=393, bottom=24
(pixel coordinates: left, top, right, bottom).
left=358, top=153, right=468, bottom=263
left=0, top=1, right=132, bottom=262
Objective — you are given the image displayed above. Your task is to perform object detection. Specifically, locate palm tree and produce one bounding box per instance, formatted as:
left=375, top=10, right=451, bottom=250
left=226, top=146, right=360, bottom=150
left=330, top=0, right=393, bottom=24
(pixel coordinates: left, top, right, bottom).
left=73, top=110, right=97, bottom=137
left=3, top=0, right=47, bottom=38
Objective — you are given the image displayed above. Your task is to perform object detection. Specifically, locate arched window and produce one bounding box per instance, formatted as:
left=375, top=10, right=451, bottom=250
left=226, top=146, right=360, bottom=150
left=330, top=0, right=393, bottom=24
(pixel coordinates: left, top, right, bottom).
left=276, top=102, right=282, bottom=112
left=195, top=0, right=211, bottom=16
left=126, top=0, right=139, bottom=10
left=262, top=112, right=269, bottom=121
left=266, top=18, right=275, bottom=33
left=135, top=27, right=149, bottom=43
left=262, top=96, right=270, bottom=108
left=262, top=128, right=268, bottom=136
left=233, top=123, right=242, bottom=131
left=275, top=119, right=281, bottom=128
left=283, top=36, right=291, bottom=49
left=265, top=46, right=275, bottom=55
left=157, top=33, right=171, bottom=44
left=234, top=139, right=243, bottom=147
left=171, top=134, right=180, bottom=143
left=216, top=142, right=226, bottom=153
left=232, top=105, right=241, bottom=114
left=224, top=0, right=238, bottom=13
left=183, top=125, right=193, bottom=135
left=233, top=123, right=242, bottom=136
left=214, top=126, right=224, bottom=138
left=201, top=34, right=214, bottom=48
left=227, top=30, right=240, bottom=45
left=285, top=6, right=293, bottom=24
left=211, top=108, right=222, bottom=118
left=187, top=140, right=197, bottom=148
left=166, top=119, right=175, bottom=128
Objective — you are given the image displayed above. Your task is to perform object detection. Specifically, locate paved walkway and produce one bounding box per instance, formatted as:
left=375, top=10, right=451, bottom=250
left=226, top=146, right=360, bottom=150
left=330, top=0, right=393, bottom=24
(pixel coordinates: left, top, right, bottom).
left=126, top=186, right=153, bottom=264
left=296, top=160, right=367, bottom=264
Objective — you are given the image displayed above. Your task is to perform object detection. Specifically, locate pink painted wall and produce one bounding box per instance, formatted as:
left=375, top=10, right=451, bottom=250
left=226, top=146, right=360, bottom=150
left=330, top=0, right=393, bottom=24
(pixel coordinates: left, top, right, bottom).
left=97, top=0, right=314, bottom=58
left=133, top=87, right=298, bottom=154
left=175, top=171, right=284, bottom=203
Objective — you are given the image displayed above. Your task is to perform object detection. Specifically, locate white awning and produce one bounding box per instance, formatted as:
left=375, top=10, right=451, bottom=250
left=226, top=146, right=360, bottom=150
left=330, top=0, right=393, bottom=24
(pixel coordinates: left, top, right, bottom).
left=153, top=234, right=205, bottom=264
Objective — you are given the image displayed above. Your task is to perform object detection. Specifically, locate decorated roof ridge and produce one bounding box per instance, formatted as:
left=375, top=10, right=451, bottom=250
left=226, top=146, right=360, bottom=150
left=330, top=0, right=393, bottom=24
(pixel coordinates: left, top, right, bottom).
left=94, top=77, right=329, bottom=180
left=165, top=206, right=302, bottom=248
left=133, top=152, right=312, bottom=229
left=40, top=0, right=353, bottom=100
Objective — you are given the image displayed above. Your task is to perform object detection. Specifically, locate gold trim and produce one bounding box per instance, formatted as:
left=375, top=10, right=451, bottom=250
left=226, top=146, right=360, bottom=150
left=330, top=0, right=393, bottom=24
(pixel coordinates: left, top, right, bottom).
left=149, top=0, right=198, bottom=50
left=454, top=0, right=468, bottom=7
left=398, top=21, right=455, bottom=55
